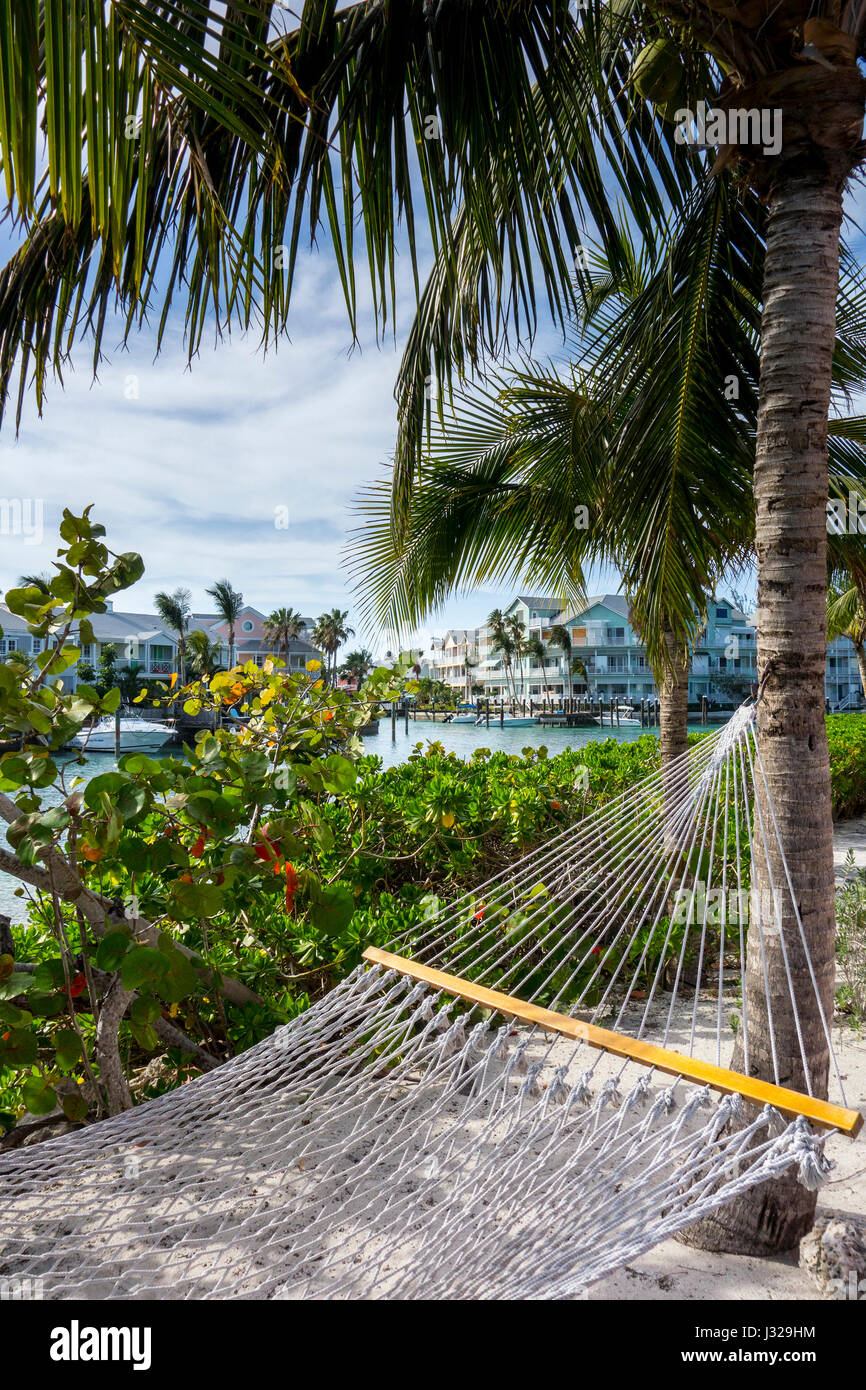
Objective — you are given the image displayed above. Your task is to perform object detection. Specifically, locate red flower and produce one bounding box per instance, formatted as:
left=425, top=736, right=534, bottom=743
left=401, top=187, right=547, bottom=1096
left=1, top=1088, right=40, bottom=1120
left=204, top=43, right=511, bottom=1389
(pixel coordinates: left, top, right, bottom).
left=474, top=902, right=485, bottom=920
left=590, top=946, right=601, bottom=956
left=69, top=972, right=87, bottom=998
left=254, top=836, right=279, bottom=863
left=284, top=863, right=299, bottom=912
left=191, top=833, right=207, bottom=859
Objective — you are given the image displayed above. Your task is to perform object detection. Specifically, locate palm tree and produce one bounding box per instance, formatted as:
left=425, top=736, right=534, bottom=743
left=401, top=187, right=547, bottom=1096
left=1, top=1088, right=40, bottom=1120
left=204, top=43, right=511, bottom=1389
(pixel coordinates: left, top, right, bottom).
left=350, top=193, right=866, bottom=1250
left=5, top=0, right=866, bottom=1255
left=263, top=607, right=306, bottom=666
left=486, top=610, right=517, bottom=703
left=154, top=587, right=191, bottom=685
left=463, top=647, right=480, bottom=703
left=505, top=614, right=527, bottom=701
left=17, top=572, right=51, bottom=595
left=571, top=655, right=593, bottom=701
left=549, top=626, right=574, bottom=707
left=339, top=648, right=374, bottom=690
left=826, top=537, right=866, bottom=702
left=311, top=610, right=354, bottom=682
left=205, top=580, right=244, bottom=669
left=186, top=630, right=225, bottom=680
left=525, top=634, right=551, bottom=706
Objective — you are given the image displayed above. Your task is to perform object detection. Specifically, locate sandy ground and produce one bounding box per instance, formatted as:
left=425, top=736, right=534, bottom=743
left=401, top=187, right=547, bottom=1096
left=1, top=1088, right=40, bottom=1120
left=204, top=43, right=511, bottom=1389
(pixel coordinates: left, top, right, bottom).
left=587, top=818, right=866, bottom=1302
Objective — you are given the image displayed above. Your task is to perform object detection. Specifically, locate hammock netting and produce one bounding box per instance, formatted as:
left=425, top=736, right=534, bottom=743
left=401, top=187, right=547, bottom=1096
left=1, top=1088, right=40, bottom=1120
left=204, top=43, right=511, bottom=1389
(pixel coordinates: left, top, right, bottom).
left=0, top=704, right=851, bottom=1299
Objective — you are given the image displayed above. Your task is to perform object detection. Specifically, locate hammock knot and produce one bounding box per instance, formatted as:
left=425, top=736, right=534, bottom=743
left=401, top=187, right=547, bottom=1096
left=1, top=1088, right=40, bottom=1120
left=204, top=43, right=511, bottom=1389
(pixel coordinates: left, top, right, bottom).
left=790, top=1117, right=835, bottom=1191
left=624, top=1073, right=652, bottom=1111
left=468, top=1020, right=491, bottom=1052
left=563, top=1069, right=597, bottom=1111
left=521, top=1063, right=545, bottom=1099
left=432, top=1002, right=455, bottom=1030
left=414, top=993, right=437, bottom=1022
left=597, top=1077, right=622, bottom=1110
left=680, top=1085, right=713, bottom=1123
left=438, top=1016, right=467, bottom=1058
left=546, top=1066, right=571, bottom=1106
left=762, top=1104, right=788, bottom=1137
left=503, top=1039, right=531, bottom=1081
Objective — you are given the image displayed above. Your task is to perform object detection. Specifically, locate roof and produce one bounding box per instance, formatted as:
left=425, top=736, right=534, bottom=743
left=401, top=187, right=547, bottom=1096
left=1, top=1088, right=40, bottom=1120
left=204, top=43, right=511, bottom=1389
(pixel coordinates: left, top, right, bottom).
left=556, top=594, right=631, bottom=624
left=510, top=595, right=560, bottom=611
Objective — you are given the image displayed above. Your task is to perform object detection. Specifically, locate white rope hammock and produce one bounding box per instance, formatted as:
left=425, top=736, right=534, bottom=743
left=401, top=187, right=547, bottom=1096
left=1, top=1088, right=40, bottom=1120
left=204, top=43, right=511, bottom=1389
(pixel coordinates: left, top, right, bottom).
left=0, top=703, right=860, bottom=1299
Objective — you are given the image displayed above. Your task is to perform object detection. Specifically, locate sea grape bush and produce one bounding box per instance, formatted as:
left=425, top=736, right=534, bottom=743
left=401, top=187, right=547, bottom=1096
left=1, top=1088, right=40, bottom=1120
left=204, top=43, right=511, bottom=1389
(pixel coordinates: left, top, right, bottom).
left=826, top=714, right=866, bottom=819
left=0, top=509, right=408, bottom=1130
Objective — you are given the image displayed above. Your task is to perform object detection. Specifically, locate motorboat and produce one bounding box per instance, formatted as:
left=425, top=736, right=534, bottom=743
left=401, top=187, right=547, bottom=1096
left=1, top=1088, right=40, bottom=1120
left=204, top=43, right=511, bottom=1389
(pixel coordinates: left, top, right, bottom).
left=71, top=714, right=174, bottom=752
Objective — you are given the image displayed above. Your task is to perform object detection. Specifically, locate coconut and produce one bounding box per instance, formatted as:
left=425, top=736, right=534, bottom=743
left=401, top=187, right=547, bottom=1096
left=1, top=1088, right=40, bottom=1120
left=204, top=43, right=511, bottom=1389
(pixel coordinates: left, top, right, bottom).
left=631, top=40, right=683, bottom=105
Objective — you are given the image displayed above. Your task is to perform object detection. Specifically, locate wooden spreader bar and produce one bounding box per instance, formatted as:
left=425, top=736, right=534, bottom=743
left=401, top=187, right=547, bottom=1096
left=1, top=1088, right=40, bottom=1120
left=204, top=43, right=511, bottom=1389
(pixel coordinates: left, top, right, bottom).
left=363, top=947, right=863, bottom=1137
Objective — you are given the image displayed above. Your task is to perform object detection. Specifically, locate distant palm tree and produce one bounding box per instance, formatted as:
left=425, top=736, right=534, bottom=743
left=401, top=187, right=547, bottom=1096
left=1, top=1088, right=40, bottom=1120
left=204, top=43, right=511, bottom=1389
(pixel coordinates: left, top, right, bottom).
left=571, top=655, right=592, bottom=700
left=205, top=579, right=244, bottom=669
left=311, top=609, right=354, bottom=681
left=549, top=625, right=573, bottom=705
left=264, top=607, right=306, bottom=666
left=505, top=614, right=527, bottom=699
left=186, top=630, right=225, bottom=679
left=487, top=609, right=516, bottom=702
left=339, top=648, right=374, bottom=689
left=525, top=634, right=550, bottom=705
left=154, top=587, right=191, bottom=684
left=463, top=648, right=479, bottom=702
left=18, top=572, right=51, bottom=595
left=827, top=582, right=866, bottom=705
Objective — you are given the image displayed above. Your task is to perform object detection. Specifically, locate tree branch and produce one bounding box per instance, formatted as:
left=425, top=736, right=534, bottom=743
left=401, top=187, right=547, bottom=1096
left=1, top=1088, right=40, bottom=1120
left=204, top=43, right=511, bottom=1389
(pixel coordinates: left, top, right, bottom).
left=0, top=826, right=262, bottom=1008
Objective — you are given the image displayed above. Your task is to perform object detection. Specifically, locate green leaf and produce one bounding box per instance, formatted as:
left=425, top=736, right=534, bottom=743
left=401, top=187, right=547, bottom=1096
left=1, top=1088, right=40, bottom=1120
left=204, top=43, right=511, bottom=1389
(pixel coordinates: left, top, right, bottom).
left=0, top=972, right=34, bottom=1000
left=22, top=1077, right=58, bottom=1116
left=319, top=755, right=357, bottom=795
left=121, top=946, right=168, bottom=991
left=130, top=996, right=161, bottom=1026
left=0, top=1026, right=38, bottom=1066
left=308, top=882, right=355, bottom=938
left=53, top=1028, right=83, bottom=1069
left=61, top=1091, right=89, bottom=1123
left=96, top=930, right=132, bottom=972
left=129, top=1020, right=159, bottom=1052
left=33, top=958, right=66, bottom=990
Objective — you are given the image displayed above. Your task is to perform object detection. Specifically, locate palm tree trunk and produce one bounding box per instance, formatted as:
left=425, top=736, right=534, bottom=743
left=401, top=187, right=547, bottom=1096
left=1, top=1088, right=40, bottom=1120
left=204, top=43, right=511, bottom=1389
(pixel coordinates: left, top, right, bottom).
left=681, top=164, right=844, bottom=1255
left=657, top=626, right=690, bottom=858
left=854, top=641, right=866, bottom=705
left=659, top=626, right=690, bottom=771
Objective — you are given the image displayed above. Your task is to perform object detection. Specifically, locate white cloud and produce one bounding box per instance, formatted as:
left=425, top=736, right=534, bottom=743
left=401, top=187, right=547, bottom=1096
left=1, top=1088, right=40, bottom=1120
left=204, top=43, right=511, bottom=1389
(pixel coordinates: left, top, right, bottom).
left=0, top=258, right=415, bottom=636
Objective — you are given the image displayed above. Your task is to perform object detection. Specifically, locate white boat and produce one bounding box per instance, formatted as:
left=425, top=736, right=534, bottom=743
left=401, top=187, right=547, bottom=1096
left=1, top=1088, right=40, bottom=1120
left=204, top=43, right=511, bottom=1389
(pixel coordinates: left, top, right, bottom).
left=71, top=715, right=173, bottom=752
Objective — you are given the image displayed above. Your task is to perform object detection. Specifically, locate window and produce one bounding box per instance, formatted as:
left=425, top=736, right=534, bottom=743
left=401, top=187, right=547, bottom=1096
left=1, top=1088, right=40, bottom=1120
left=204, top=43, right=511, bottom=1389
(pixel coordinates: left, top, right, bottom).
left=150, top=645, right=172, bottom=660
left=716, top=606, right=729, bottom=619
left=606, top=627, right=625, bottom=645
left=242, top=620, right=254, bottom=633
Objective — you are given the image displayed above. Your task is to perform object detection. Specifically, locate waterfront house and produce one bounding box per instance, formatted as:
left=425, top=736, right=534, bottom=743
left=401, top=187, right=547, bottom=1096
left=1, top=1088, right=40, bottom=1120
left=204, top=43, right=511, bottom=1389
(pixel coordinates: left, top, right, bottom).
left=0, top=599, right=323, bottom=690
left=428, top=592, right=858, bottom=709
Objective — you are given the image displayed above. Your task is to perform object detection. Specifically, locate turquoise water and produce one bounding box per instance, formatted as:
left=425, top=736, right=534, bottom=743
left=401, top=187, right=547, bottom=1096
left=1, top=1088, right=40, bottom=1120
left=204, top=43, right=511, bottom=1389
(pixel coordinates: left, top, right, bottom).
left=365, top=716, right=681, bottom=768
left=0, top=721, right=705, bottom=923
